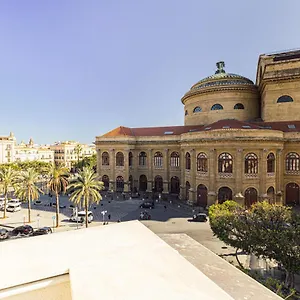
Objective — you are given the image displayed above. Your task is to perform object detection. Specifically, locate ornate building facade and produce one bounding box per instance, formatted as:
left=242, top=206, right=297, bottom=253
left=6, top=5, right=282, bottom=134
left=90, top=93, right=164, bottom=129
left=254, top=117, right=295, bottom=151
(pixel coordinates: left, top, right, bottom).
left=95, top=50, right=300, bottom=207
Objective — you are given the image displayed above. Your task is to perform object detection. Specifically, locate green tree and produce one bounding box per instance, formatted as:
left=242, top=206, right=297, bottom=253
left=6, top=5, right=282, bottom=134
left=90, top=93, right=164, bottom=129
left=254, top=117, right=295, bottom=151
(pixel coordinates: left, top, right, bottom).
left=14, top=168, right=42, bottom=223
left=73, top=154, right=97, bottom=172
left=47, top=164, right=69, bottom=227
left=209, top=201, right=300, bottom=288
left=74, top=144, right=83, bottom=164
left=0, top=167, right=19, bottom=219
left=67, top=166, right=103, bottom=228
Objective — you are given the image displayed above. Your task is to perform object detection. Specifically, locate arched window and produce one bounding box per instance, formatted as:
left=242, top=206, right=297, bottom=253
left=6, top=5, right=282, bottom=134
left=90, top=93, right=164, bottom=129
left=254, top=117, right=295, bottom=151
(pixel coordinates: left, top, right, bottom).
left=116, top=152, right=124, bottom=166
left=277, top=95, right=293, bottom=103
left=234, top=103, right=244, bottom=109
left=185, top=110, right=188, bottom=116
left=116, top=176, right=124, bottom=192
left=218, top=153, right=233, bottom=173
left=211, top=104, right=223, bottom=110
left=170, top=152, right=180, bottom=167
left=197, top=152, right=208, bottom=172
left=128, top=152, right=133, bottom=167
left=286, top=152, right=300, bottom=171
left=185, top=152, right=191, bottom=170
left=139, top=152, right=147, bottom=166
left=102, top=152, right=109, bottom=166
left=154, top=151, right=163, bottom=167
left=102, top=175, right=109, bottom=191
left=267, top=153, right=275, bottom=173
left=193, top=106, right=202, bottom=113
left=245, top=153, right=258, bottom=174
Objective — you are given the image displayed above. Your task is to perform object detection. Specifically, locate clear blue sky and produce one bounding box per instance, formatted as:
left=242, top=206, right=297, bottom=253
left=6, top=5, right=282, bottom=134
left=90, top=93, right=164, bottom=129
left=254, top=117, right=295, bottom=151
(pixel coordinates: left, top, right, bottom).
left=0, top=0, right=299, bottom=144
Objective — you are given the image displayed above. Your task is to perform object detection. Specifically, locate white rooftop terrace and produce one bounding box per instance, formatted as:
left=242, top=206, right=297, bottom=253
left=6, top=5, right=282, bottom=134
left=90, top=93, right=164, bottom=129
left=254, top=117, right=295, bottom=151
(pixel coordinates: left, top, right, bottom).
left=0, top=221, right=234, bottom=300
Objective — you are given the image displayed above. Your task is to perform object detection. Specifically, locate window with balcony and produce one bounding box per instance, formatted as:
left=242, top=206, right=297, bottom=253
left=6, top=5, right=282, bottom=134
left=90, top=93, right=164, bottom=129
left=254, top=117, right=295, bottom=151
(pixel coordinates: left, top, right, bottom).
left=245, top=153, right=258, bottom=174
left=218, top=153, right=233, bottom=173
left=197, top=152, right=208, bottom=172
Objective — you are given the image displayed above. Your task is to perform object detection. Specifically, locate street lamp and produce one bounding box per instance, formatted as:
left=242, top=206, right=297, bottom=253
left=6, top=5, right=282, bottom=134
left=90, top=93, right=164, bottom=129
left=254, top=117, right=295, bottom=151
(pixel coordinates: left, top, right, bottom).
left=101, top=210, right=107, bottom=225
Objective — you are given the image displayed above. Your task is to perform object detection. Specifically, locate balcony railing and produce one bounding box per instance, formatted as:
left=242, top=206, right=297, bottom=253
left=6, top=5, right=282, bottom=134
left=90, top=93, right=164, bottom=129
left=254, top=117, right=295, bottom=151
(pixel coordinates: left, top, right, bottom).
left=244, top=173, right=258, bottom=179
left=285, top=170, right=300, bottom=175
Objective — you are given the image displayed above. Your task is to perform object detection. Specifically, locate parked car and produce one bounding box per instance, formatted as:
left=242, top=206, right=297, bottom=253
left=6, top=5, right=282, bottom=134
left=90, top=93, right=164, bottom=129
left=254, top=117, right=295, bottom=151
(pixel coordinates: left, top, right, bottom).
left=6, top=203, right=21, bottom=212
left=70, top=211, right=94, bottom=223
left=192, top=213, right=208, bottom=222
left=11, top=225, right=34, bottom=236
left=32, top=227, right=52, bottom=236
left=139, top=211, right=151, bottom=220
left=140, top=201, right=155, bottom=209
left=33, top=200, right=43, bottom=206
left=0, top=228, right=9, bottom=240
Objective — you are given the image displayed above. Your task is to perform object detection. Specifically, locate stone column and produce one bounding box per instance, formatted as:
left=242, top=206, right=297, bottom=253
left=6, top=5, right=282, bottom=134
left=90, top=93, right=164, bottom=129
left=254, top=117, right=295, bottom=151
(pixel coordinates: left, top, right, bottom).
left=208, top=149, right=217, bottom=196
left=96, top=149, right=101, bottom=176
left=259, top=149, right=267, bottom=198
left=110, top=148, right=115, bottom=191
left=124, top=149, right=129, bottom=184
left=190, top=149, right=196, bottom=204
left=276, top=149, right=283, bottom=204
left=163, top=149, right=169, bottom=195
left=207, top=191, right=217, bottom=206
left=180, top=148, right=186, bottom=200
left=235, top=148, right=243, bottom=196
left=148, top=149, right=153, bottom=193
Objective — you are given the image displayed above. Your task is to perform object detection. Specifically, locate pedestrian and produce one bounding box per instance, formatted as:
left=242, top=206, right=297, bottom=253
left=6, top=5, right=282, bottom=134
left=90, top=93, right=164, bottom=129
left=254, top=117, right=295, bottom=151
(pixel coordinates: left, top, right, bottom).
left=164, top=205, right=167, bottom=211
left=108, top=214, right=111, bottom=221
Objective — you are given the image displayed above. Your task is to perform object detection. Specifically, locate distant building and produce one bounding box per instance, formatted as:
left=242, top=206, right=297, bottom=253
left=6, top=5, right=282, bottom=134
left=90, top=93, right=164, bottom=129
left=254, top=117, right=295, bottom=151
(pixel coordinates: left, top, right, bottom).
left=15, top=138, right=54, bottom=164
left=0, top=132, right=16, bottom=164
left=50, top=141, right=96, bottom=168
left=96, top=49, right=300, bottom=207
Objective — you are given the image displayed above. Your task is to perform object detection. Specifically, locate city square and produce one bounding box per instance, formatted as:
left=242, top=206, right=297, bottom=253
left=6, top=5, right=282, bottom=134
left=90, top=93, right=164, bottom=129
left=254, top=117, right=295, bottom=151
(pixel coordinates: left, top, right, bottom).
left=0, top=1, right=300, bottom=299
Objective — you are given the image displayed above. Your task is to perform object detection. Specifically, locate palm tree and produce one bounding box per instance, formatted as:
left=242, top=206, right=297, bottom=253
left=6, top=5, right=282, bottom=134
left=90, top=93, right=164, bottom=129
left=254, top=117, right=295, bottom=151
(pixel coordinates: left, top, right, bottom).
left=47, top=164, right=69, bottom=227
left=14, top=168, right=42, bottom=223
left=0, top=166, right=19, bottom=219
left=67, top=166, right=104, bottom=228
left=74, top=144, right=83, bottom=164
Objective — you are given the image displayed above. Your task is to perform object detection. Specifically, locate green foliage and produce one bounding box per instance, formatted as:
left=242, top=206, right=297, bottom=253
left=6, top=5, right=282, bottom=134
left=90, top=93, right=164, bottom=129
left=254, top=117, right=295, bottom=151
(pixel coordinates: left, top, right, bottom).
left=0, top=161, right=52, bottom=174
left=14, top=168, right=43, bottom=223
left=47, top=164, right=70, bottom=227
left=209, top=201, right=300, bottom=288
left=72, top=154, right=97, bottom=171
left=0, top=167, right=19, bottom=218
left=67, top=166, right=103, bottom=227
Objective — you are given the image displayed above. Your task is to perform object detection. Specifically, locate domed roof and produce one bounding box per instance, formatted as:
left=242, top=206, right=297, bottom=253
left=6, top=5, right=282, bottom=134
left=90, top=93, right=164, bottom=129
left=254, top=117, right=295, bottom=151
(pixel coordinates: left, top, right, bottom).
left=182, top=62, right=255, bottom=103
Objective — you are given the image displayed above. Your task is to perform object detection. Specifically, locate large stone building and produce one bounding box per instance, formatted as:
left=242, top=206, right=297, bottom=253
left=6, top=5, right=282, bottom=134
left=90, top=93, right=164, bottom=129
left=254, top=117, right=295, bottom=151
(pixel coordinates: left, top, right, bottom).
left=95, top=49, right=300, bottom=207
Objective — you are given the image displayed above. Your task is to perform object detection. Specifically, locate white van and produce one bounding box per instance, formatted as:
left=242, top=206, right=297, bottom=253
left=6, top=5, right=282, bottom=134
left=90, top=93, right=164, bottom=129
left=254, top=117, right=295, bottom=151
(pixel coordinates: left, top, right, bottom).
left=6, top=203, right=21, bottom=212
left=70, top=210, right=94, bottom=223
left=8, top=199, right=21, bottom=205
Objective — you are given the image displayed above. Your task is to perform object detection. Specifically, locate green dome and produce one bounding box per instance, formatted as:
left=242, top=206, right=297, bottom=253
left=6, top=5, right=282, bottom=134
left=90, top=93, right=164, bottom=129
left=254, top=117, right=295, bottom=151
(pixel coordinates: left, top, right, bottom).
left=191, top=61, right=254, bottom=90
left=181, top=62, right=255, bottom=103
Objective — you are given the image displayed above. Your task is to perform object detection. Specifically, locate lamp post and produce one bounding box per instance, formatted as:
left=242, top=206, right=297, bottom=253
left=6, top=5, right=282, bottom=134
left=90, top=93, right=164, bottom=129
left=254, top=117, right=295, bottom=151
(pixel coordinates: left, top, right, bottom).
left=101, top=210, right=107, bottom=225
